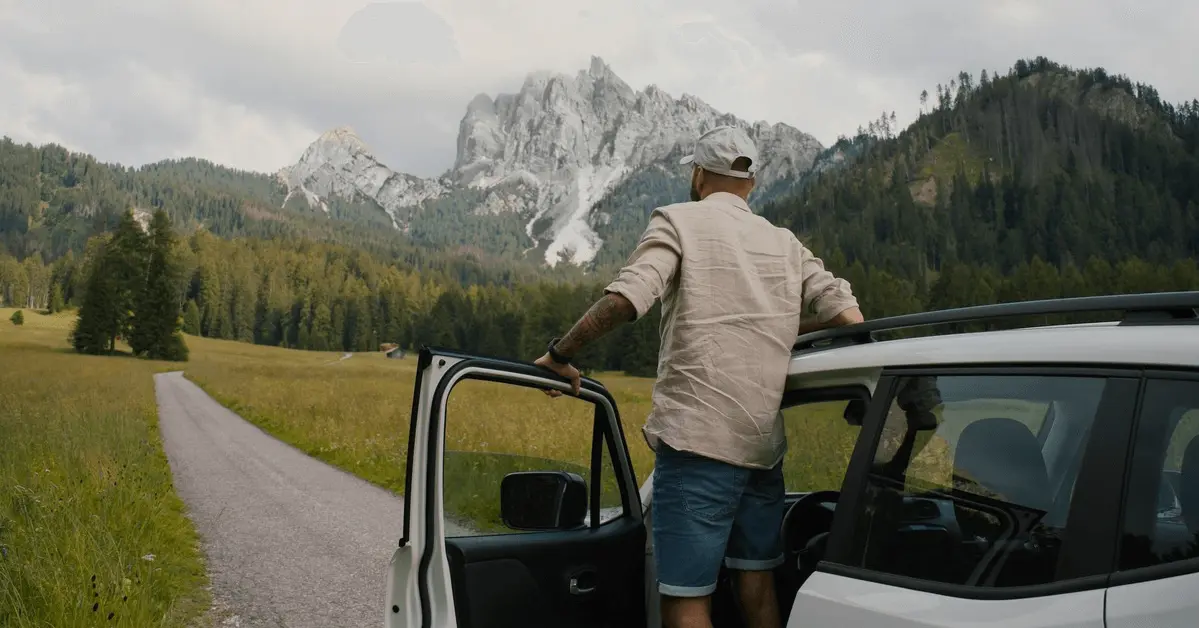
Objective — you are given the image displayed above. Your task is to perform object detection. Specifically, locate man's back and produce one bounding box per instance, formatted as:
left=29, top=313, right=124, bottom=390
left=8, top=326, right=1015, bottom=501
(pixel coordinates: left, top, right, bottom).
left=605, top=190, right=857, bottom=470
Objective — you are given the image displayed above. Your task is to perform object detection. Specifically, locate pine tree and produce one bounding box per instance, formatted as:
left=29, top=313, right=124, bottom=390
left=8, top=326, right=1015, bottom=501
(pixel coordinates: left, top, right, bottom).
left=183, top=299, right=202, bottom=335
left=106, top=210, right=149, bottom=345
left=48, top=284, right=65, bottom=314
left=72, top=240, right=121, bottom=354
left=129, top=210, right=189, bottom=361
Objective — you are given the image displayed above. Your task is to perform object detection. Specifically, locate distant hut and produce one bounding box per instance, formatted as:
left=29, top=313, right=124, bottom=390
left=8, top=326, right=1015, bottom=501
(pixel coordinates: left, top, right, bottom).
left=387, top=346, right=406, bottom=360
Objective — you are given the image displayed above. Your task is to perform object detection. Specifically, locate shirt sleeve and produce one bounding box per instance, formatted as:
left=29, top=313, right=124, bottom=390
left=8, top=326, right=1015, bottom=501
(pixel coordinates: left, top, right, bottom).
left=603, top=210, right=682, bottom=320
left=798, top=241, right=859, bottom=323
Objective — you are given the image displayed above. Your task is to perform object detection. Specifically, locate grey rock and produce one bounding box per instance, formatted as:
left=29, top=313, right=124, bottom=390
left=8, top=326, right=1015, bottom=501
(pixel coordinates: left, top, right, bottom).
left=278, top=57, right=825, bottom=266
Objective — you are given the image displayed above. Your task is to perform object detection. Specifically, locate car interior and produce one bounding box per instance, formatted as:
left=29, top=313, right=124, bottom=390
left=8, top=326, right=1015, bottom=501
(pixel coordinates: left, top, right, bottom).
left=704, top=377, right=1101, bottom=626
left=849, top=385, right=1094, bottom=590
left=1144, top=405, right=1199, bottom=563
left=708, top=393, right=867, bottom=626
left=450, top=375, right=1116, bottom=628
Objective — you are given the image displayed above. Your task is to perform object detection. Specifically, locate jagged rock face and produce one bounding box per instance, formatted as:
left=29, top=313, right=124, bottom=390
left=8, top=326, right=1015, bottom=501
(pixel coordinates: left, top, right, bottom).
left=277, top=57, right=825, bottom=265
left=277, top=127, right=448, bottom=229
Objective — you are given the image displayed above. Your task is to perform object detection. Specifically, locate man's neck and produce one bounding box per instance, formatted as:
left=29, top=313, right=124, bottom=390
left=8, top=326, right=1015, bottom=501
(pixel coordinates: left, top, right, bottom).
left=702, top=190, right=749, bottom=201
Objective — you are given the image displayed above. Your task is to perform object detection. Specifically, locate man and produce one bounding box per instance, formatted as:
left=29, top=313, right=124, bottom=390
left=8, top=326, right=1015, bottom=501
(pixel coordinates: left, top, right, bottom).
left=534, top=125, right=863, bottom=628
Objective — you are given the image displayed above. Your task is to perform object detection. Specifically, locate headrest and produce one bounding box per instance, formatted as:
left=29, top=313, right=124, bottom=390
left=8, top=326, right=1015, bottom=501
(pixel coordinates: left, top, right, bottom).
left=954, top=417, right=1051, bottom=513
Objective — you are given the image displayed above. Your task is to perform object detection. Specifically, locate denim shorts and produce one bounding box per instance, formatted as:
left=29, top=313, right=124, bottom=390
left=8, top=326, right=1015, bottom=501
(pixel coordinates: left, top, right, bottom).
left=651, top=440, right=786, bottom=597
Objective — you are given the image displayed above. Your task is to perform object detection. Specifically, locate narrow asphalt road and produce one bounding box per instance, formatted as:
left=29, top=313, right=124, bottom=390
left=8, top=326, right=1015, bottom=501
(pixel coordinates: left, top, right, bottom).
left=154, top=371, right=465, bottom=627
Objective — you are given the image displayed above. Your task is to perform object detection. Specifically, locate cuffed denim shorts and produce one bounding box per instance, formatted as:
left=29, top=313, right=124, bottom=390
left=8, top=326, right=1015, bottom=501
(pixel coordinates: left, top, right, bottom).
left=651, top=440, right=786, bottom=597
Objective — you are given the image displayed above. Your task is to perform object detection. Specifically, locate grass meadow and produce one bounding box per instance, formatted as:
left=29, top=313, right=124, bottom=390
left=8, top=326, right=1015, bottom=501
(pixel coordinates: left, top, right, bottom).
left=0, top=308, right=210, bottom=627
left=6, top=300, right=1094, bottom=624
left=181, top=337, right=864, bottom=533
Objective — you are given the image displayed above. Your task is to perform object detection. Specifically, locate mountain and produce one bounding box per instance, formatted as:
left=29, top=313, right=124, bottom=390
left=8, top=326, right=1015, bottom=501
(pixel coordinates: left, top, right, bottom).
left=0, top=140, right=579, bottom=288
left=277, top=127, right=450, bottom=230
left=761, top=56, right=1199, bottom=303
left=277, top=56, right=825, bottom=267
left=4, top=55, right=1199, bottom=374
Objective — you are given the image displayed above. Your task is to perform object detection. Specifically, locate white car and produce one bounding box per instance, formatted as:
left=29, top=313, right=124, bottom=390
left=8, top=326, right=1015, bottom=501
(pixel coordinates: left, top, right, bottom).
left=384, top=291, right=1199, bottom=628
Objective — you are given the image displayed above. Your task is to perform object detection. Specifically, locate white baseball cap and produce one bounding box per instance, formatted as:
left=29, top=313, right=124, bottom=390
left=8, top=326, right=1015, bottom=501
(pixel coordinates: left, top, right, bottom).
left=679, top=125, right=760, bottom=179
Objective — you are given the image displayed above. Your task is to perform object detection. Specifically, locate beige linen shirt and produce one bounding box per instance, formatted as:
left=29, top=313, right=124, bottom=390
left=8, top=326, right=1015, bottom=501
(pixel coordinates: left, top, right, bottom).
left=604, top=191, right=859, bottom=469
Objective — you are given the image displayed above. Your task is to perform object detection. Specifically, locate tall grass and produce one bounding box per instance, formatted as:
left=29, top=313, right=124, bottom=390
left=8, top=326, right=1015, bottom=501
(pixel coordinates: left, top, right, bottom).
left=0, top=308, right=210, bottom=627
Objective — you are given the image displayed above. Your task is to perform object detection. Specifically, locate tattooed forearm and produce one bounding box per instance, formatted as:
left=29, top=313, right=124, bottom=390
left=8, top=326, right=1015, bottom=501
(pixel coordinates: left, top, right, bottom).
left=554, top=293, right=637, bottom=357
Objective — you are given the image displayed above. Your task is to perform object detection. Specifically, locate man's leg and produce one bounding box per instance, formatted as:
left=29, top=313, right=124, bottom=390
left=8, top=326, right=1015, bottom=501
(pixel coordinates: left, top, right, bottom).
left=724, top=461, right=786, bottom=628
left=652, top=441, right=746, bottom=628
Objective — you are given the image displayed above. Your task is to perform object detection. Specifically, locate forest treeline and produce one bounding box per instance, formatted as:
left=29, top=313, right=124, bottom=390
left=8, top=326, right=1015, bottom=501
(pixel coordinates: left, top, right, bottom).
left=762, top=56, right=1199, bottom=286
left=0, top=139, right=586, bottom=286
left=3, top=223, right=1197, bottom=376
left=4, top=56, right=1199, bottom=374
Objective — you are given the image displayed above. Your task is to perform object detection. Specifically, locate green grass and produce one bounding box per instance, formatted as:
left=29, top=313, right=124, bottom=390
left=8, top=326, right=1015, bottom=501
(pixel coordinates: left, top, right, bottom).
left=917, top=132, right=993, bottom=183
left=0, top=308, right=210, bottom=628
left=182, top=338, right=869, bottom=533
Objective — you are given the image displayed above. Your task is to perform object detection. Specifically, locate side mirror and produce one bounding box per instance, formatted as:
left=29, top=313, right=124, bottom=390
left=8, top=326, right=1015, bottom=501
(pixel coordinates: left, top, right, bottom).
left=843, top=399, right=867, bottom=426
left=500, top=471, right=587, bottom=531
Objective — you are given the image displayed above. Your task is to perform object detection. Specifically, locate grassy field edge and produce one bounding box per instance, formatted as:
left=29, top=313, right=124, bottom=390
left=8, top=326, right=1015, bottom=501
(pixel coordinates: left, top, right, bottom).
left=181, top=373, right=410, bottom=496
left=0, top=308, right=212, bottom=628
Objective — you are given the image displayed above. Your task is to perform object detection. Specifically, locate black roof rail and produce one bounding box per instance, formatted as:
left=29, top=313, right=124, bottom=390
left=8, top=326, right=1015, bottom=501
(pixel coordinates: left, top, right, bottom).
left=793, top=291, right=1199, bottom=354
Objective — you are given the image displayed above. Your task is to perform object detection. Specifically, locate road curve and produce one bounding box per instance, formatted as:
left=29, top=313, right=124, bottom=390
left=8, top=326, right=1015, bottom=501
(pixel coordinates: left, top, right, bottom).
left=154, top=371, right=461, bottom=628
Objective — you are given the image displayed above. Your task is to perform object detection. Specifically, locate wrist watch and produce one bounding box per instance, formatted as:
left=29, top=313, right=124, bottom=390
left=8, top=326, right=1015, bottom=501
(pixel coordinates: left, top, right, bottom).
left=547, top=337, right=572, bottom=365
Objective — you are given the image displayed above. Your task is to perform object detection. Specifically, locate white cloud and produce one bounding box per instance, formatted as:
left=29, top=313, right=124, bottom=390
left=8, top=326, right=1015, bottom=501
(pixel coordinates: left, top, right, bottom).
left=2, top=0, right=1196, bottom=179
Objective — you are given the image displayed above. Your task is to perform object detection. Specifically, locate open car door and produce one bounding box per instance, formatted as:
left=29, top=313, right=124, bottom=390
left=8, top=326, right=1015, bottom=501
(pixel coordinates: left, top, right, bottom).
left=385, top=348, right=649, bottom=628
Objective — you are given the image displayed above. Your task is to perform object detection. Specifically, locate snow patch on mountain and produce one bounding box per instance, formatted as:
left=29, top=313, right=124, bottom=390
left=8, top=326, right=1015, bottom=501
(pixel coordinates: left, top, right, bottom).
left=276, top=57, right=824, bottom=266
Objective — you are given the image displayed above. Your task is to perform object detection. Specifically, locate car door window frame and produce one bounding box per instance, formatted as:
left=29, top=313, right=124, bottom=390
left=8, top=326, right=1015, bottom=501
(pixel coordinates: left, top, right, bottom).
left=401, top=348, right=645, bottom=628
left=422, top=354, right=643, bottom=536
left=818, top=364, right=1142, bottom=601
left=1110, top=368, right=1199, bottom=588
left=777, top=383, right=874, bottom=497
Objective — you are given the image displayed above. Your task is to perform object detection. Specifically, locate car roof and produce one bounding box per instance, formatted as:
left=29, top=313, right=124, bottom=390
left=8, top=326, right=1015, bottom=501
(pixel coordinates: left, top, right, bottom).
left=788, top=320, right=1199, bottom=376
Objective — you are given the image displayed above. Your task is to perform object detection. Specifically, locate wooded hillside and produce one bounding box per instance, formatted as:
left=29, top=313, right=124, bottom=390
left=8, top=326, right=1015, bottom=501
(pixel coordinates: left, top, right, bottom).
left=3, top=56, right=1198, bottom=375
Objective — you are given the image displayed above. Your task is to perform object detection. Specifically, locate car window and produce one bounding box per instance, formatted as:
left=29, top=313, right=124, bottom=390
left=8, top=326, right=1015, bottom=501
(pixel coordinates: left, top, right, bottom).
left=442, top=378, right=624, bottom=537
left=836, top=373, right=1108, bottom=589
left=1117, top=378, right=1199, bottom=572
left=781, top=399, right=860, bottom=493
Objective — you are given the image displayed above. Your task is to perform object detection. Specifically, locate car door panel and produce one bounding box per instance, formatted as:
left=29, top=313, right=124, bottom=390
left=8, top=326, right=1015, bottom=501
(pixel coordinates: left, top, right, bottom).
left=791, top=571, right=1107, bottom=628
left=1106, top=571, right=1199, bottom=628
left=1103, top=374, right=1199, bottom=628
left=446, top=517, right=646, bottom=628
left=388, top=348, right=646, bottom=628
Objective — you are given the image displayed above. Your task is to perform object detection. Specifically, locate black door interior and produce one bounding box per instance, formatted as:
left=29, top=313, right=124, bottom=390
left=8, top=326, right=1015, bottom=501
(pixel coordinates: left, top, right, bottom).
left=423, top=351, right=649, bottom=628
left=445, top=518, right=647, bottom=628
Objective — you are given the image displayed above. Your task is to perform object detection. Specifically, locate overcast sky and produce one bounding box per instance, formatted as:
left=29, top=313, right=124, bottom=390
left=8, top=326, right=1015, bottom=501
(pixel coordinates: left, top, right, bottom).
left=2, top=0, right=1195, bottom=179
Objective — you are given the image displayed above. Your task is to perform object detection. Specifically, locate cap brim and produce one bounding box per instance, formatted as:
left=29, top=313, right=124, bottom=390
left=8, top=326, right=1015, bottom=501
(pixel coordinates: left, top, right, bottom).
left=679, top=154, right=695, bottom=165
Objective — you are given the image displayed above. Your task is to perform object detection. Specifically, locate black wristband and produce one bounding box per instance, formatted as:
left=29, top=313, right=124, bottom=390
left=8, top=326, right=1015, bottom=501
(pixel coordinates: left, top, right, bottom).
left=547, top=337, right=572, bottom=365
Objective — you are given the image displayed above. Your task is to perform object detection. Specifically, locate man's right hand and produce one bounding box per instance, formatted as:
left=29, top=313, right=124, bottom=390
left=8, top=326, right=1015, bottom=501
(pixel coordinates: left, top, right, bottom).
left=533, top=352, right=582, bottom=397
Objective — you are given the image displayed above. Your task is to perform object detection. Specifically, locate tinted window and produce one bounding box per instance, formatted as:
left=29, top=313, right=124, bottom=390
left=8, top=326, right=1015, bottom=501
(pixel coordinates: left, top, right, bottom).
left=839, top=374, right=1108, bottom=588
left=442, top=378, right=624, bottom=537
left=1118, top=378, right=1199, bottom=572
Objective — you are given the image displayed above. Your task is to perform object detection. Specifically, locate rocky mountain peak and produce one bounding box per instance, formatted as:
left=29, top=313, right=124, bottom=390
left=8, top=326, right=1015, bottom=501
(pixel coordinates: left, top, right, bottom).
left=278, top=57, right=825, bottom=266
left=277, top=124, right=445, bottom=228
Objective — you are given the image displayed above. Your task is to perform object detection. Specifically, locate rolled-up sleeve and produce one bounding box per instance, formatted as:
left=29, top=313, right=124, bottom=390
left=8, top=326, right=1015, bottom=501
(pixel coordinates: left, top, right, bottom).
left=799, top=243, right=859, bottom=323
left=604, top=210, right=682, bottom=320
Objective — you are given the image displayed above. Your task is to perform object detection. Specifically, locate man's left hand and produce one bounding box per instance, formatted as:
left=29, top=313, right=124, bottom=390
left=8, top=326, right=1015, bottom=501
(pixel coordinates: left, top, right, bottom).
left=533, top=353, right=581, bottom=397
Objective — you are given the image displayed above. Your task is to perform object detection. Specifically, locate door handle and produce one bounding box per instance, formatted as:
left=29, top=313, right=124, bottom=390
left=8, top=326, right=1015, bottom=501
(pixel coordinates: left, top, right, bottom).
left=569, top=570, right=597, bottom=596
